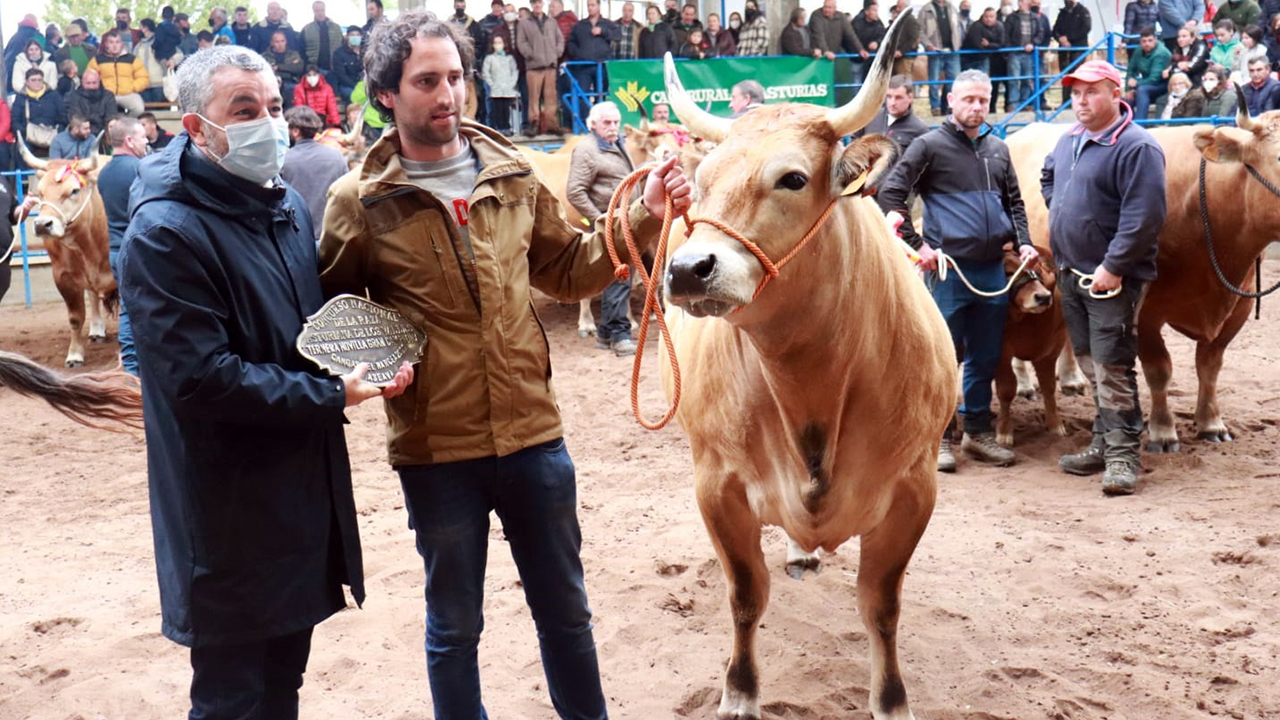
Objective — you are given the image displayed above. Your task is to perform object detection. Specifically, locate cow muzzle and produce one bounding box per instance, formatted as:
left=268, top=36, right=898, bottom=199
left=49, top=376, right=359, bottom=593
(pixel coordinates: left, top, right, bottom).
left=32, top=216, right=62, bottom=237
left=665, top=239, right=762, bottom=317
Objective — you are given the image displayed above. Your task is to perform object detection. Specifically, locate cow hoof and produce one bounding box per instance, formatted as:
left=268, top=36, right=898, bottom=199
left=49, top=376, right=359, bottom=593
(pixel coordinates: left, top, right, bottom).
left=1145, top=439, right=1181, bottom=453
left=577, top=327, right=596, bottom=338
left=89, top=334, right=109, bottom=344
left=785, top=557, right=821, bottom=580
left=1197, top=429, right=1234, bottom=443
left=996, top=431, right=1014, bottom=446
left=65, top=358, right=84, bottom=368
left=1061, top=384, right=1087, bottom=397
left=1051, top=422, right=1068, bottom=437
left=1016, top=388, right=1036, bottom=400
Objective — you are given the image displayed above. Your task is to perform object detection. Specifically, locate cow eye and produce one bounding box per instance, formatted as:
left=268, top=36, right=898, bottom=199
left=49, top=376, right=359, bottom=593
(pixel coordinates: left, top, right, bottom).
left=776, top=172, right=808, bottom=191
left=70, top=188, right=80, bottom=196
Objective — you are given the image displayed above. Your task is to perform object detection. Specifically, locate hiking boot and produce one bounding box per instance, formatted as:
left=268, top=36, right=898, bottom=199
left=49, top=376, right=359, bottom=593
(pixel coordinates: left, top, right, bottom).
left=937, top=437, right=957, bottom=473
left=594, top=337, right=611, bottom=351
left=1059, top=443, right=1106, bottom=476
left=611, top=338, right=637, bottom=357
left=960, top=432, right=1016, bottom=466
left=1101, top=460, right=1139, bottom=496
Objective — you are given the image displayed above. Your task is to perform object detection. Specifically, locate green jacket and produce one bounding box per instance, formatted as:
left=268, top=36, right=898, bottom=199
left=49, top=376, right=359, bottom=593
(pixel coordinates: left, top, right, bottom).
left=300, top=19, right=344, bottom=68
left=1127, top=43, right=1171, bottom=87
left=350, top=81, right=386, bottom=129
left=1213, top=0, right=1261, bottom=31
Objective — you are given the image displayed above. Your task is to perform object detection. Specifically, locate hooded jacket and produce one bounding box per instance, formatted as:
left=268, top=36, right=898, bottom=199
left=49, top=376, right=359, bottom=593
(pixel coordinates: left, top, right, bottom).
left=117, top=135, right=364, bottom=648
left=293, top=73, right=341, bottom=126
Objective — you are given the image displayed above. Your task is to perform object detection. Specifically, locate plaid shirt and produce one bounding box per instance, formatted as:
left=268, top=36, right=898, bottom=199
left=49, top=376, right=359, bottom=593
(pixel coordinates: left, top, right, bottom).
left=614, top=18, right=639, bottom=58
left=737, top=16, right=770, bottom=55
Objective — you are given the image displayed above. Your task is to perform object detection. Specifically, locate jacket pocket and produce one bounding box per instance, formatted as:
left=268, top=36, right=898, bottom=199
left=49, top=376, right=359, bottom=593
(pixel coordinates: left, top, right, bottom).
left=529, top=299, right=553, bottom=383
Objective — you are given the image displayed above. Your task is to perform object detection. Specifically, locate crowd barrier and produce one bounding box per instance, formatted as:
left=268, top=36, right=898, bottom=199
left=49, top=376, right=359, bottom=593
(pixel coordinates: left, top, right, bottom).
left=2, top=168, right=40, bottom=309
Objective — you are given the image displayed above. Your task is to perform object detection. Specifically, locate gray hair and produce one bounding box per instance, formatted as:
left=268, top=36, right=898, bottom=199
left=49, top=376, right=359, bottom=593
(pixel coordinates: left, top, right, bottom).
left=951, top=69, right=992, bottom=92
left=176, top=45, right=271, bottom=115
left=731, top=79, right=765, bottom=104
left=109, top=116, right=142, bottom=147
left=587, top=100, right=621, bottom=129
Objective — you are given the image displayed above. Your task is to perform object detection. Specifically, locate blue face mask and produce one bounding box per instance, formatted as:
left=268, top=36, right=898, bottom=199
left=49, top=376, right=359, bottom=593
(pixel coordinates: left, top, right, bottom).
left=198, top=114, right=289, bottom=185
left=350, top=35, right=362, bottom=46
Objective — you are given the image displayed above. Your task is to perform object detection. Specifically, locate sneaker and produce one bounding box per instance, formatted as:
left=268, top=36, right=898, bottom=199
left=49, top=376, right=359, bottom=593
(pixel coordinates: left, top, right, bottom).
left=594, top=337, right=611, bottom=351
left=937, top=437, right=957, bottom=473
left=1059, top=444, right=1106, bottom=476
left=960, top=432, right=1016, bottom=466
left=1101, top=460, right=1138, bottom=496
left=611, top=338, right=637, bottom=356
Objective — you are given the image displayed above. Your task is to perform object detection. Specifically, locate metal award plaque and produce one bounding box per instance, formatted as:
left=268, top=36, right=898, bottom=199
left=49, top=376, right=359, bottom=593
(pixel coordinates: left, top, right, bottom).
left=297, top=295, right=425, bottom=386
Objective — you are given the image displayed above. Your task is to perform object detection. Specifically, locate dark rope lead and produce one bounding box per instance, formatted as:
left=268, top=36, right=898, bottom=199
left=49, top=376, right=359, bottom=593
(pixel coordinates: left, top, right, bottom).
left=1198, top=157, right=1280, bottom=306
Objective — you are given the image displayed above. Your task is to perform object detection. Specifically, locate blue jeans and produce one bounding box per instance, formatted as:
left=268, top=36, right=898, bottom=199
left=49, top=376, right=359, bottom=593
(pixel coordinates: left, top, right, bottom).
left=597, top=276, right=632, bottom=343
left=188, top=627, right=313, bottom=720
left=397, top=439, right=608, bottom=720
left=1006, top=52, right=1034, bottom=110
left=109, top=248, right=137, bottom=375
left=929, top=257, right=1008, bottom=435
left=1132, top=83, right=1166, bottom=120
left=928, top=52, right=961, bottom=111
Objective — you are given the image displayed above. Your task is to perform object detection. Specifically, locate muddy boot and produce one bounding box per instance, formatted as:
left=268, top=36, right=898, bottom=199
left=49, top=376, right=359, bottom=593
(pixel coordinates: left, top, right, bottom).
left=1059, top=438, right=1106, bottom=476
left=938, top=437, right=957, bottom=473
left=961, top=432, right=1016, bottom=467
left=1101, top=459, right=1139, bottom=496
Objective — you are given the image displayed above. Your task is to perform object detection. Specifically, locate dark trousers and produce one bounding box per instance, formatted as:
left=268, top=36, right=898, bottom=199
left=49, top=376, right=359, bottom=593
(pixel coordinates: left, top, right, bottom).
left=1060, top=275, right=1147, bottom=463
left=1057, top=48, right=1086, bottom=104
left=0, top=246, right=11, bottom=306
left=188, top=627, right=314, bottom=720
left=397, top=439, right=608, bottom=720
left=597, top=276, right=632, bottom=343
left=929, top=257, right=1008, bottom=435
left=569, top=64, right=606, bottom=131
left=490, top=96, right=515, bottom=133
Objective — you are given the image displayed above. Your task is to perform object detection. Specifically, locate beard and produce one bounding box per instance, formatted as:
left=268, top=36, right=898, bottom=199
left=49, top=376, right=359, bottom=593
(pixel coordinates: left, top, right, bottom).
left=399, top=108, right=462, bottom=148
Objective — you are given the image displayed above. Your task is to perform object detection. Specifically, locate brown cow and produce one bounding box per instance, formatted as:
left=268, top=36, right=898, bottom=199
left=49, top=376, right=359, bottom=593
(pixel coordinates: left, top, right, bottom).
left=1007, top=98, right=1280, bottom=452
left=18, top=138, right=117, bottom=368
left=656, top=12, right=956, bottom=718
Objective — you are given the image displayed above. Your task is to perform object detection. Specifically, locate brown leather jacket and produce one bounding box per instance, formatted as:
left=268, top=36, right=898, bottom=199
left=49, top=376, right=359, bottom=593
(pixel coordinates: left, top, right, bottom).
left=319, top=121, right=657, bottom=465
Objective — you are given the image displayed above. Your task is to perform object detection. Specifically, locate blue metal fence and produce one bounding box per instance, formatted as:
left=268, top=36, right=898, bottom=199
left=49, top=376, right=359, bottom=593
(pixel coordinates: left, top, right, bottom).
left=2, top=168, right=41, bottom=309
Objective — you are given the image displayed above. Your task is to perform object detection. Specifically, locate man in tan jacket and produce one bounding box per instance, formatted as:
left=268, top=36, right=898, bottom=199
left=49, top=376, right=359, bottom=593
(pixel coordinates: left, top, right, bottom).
left=516, top=0, right=565, bottom=134
left=318, top=14, right=690, bottom=720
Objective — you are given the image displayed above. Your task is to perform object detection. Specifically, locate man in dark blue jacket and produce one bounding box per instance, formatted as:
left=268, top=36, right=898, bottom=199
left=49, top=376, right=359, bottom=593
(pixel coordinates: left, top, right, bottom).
left=117, top=45, right=412, bottom=719
left=1242, top=56, right=1280, bottom=114
left=567, top=0, right=620, bottom=124
left=879, top=69, right=1038, bottom=473
left=98, top=116, right=147, bottom=375
left=1041, top=60, right=1166, bottom=495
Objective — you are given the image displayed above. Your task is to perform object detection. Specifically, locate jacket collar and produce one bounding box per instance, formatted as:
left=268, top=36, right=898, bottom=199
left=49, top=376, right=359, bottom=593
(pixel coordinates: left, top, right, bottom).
left=358, top=120, right=532, bottom=201
left=942, top=117, right=992, bottom=142
left=1069, top=101, right=1134, bottom=146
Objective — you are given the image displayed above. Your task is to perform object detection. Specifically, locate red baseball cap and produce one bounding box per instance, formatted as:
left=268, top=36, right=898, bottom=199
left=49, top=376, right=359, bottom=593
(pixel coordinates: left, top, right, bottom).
left=1062, top=60, right=1123, bottom=88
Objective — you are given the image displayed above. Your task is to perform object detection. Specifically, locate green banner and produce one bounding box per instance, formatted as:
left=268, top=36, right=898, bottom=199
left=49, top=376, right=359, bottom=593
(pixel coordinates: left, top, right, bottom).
left=605, top=57, right=836, bottom=125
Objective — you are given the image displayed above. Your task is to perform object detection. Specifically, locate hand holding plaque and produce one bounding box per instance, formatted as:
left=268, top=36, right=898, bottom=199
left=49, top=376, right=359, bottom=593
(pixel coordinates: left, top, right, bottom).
left=297, top=295, right=426, bottom=388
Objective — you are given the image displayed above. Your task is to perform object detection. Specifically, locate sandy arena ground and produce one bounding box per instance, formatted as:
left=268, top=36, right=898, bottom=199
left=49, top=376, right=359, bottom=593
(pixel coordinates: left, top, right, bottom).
left=1, top=274, right=1278, bottom=720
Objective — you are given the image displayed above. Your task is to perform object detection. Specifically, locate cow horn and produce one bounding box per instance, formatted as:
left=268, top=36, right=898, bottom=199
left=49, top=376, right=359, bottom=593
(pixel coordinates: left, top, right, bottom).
left=342, top=104, right=366, bottom=146
left=637, top=104, right=651, bottom=132
left=663, top=53, right=730, bottom=143
left=15, top=134, right=48, bottom=171
left=76, top=153, right=101, bottom=173
left=1236, top=90, right=1257, bottom=132
left=826, top=9, right=915, bottom=137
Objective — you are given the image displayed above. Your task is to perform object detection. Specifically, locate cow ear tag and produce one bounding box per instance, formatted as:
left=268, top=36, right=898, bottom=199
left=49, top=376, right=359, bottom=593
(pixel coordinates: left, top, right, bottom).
left=840, top=169, right=871, bottom=197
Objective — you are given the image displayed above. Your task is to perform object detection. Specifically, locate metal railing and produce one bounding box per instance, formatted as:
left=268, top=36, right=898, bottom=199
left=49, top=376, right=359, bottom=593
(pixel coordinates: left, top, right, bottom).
left=2, top=168, right=41, bottom=309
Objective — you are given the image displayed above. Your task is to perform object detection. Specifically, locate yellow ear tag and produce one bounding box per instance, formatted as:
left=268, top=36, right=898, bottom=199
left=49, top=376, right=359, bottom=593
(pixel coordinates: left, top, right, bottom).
left=840, top=169, right=871, bottom=197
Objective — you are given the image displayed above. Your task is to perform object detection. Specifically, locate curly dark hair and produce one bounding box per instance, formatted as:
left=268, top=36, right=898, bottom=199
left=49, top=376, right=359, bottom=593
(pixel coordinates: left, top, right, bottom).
left=363, top=12, right=475, bottom=124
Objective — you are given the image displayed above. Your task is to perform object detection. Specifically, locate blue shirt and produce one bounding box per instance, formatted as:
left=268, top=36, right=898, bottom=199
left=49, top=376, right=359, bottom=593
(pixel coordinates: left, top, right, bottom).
left=48, top=131, right=94, bottom=160
left=99, top=153, right=141, bottom=250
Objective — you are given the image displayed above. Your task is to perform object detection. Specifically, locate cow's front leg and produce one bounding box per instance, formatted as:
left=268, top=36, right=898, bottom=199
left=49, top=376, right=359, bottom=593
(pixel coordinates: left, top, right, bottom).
left=995, top=352, right=1018, bottom=446
left=1032, top=351, right=1066, bottom=437
left=86, top=291, right=108, bottom=342
left=54, top=272, right=87, bottom=367
left=1194, top=295, right=1250, bottom=442
left=784, top=535, right=820, bottom=579
left=1138, top=325, right=1179, bottom=452
left=577, top=297, right=596, bottom=338
left=698, top=475, right=769, bottom=720
left=1011, top=358, right=1036, bottom=399
left=858, top=480, right=934, bottom=720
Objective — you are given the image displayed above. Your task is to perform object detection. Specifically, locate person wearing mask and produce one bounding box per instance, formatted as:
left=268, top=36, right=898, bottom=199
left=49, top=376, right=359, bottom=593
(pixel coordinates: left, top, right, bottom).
left=479, top=0, right=509, bottom=56
left=88, top=29, right=150, bottom=116
left=281, top=105, right=347, bottom=243
left=1126, top=27, right=1172, bottom=120
left=878, top=69, right=1037, bottom=472
left=852, top=2, right=887, bottom=84
left=727, top=11, right=745, bottom=44
left=118, top=44, right=412, bottom=719
left=1196, top=65, right=1238, bottom=115
left=492, top=6, right=529, bottom=127
left=251, top=1, right=301, bottom=54
left=1241, top=55, right=1280, bottom=112
left=329, top=26, right=364, bottom=103
left=113, top=7, right=142, bottom=52
left=1230, top=24, right=1269, bottom=86
left=1158, top=0, right=1205, bottom=53
left=175, top=14, right=200, bottom=56
left=663, top=0, right=681, bottom=25
left=138, top=111, right=175, bottom=149
left=451, top=0, right=492, bottom=124
left=266, top=30, right=305, bottom=107
left=1164, top=25, right=1209, bottom=86
left=1041, top=60, right=1165, bottom=495
left=207, top=6, right=237, bottom=45
left=639, top=4, right=678, bottom=58
left=919, top=0, right=965, bottom=115
left=11, top=69, right=68, bottom=159
left=317, top=18, right=690, bottom=718
left=293, top=65, right=340, bottom=126
left=48, top=114, right=95, bottom=160
left=568, top=101, right=639, bottom=356
left=615, top=2, right=644, bottom=59
left=737, top=0, right=770, bottom=56
left=231, top=6, right=254, bottom=46
left=1153, top=71, right=1202, bottom=119
left=53, top=22, right=97, bottom=78
left=99, top=117, right=149, bottom=374
left=3, top=14, right=45, bottom=94
left=364, top=0, right=388, bottom=36
left=482, top=34, right=521, bottom=134
left=1003, top=0, right=1045, bottom=112
left=781, top=7, right=822, bottom=57
left=516, top=0, right=566, bottom=135
left=1052, top=0, right=1092, bottom=105
left=962, top=6, right=1003, bottom=74
left=671, top=3, right=704, bottom=47
left=811, top=0, right=865, bottom=62
left=10, top=39, right=56, bottom=99
left=66, top=69, right=117, bottom=136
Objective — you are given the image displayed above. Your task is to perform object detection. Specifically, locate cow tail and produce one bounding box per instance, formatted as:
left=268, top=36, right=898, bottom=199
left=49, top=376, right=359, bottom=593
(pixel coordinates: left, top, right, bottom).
left=103, top=288, right=120, bottom=318
left=0, top=351, right=144, bottom=432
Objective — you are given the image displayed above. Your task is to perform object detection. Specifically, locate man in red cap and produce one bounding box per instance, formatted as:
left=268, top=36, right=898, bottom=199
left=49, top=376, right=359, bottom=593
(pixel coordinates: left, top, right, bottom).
left=1040, top=59, right=1166, bottom=496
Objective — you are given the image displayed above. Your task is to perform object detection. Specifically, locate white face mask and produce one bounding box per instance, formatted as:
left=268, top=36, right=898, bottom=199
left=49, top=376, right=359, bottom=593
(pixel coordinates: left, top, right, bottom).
left=306, top=74, right=319, bottom=86
left=1203, top=78, right=1219, bottom=92
left=199, top=114, right=289, bottom=185
left=504, top=11, right=517, bottom=21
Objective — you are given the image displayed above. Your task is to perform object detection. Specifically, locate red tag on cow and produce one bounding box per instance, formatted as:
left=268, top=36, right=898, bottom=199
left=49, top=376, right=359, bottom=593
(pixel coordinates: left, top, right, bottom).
left=452, top=198, right=469, bottom=227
